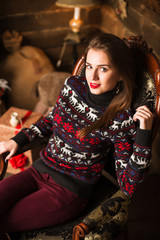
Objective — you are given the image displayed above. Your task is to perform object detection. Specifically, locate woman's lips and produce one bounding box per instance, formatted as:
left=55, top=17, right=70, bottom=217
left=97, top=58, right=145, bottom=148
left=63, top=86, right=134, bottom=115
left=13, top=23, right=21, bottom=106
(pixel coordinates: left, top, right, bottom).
left=90, top=83, right=101, bottom=89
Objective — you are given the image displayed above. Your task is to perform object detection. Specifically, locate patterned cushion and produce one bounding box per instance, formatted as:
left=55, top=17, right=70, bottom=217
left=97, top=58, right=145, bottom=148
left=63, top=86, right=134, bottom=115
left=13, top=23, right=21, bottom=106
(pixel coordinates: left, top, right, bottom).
left=133, top=71, right=156, bottom=112
left=83, top=190, right=130, bottom=240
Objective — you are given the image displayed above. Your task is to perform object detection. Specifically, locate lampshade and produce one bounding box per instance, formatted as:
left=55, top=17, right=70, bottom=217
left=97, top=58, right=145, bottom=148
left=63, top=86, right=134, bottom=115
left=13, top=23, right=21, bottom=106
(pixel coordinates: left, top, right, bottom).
left=55, top=0, right=100, bottom=8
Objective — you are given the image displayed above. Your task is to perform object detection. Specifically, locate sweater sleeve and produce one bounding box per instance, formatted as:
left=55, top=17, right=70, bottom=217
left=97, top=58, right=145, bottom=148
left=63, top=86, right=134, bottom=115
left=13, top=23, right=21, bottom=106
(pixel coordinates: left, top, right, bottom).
left=12, top=107, right=54, bottom=147
left=110, top=110, right=152, bottom=197
left=11, top=77, right=69, bottom=147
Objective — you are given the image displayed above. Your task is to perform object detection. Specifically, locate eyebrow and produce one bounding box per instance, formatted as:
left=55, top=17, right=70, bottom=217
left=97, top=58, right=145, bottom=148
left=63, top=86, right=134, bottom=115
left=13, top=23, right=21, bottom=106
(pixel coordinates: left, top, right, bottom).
left=85, top=62, right=111, bottom=67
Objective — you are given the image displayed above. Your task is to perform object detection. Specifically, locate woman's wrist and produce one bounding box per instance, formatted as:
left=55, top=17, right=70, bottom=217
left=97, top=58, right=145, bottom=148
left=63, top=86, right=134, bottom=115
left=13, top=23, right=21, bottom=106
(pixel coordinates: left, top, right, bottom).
left=135, top=128, right=152, bottom=147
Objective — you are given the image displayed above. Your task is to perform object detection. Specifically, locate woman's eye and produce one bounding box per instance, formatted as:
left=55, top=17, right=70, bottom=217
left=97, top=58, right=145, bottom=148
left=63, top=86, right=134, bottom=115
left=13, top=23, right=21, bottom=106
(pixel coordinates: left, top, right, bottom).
left=86, top=65, right=92, bottom=70
left=100, top=67, right=107, bottom=72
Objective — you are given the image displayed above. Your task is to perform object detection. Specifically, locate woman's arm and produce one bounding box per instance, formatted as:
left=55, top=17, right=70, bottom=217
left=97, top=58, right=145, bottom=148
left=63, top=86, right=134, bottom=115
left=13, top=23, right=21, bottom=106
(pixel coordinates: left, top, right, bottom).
left=113, top=106, right=153, bottom=197
left=11, top=107, right=55, bottom=147
left=0, top=109, right=54, bottom=161
left=0, top=77, right=69, bottom=161
left=18, top=77, right=69, bottom=144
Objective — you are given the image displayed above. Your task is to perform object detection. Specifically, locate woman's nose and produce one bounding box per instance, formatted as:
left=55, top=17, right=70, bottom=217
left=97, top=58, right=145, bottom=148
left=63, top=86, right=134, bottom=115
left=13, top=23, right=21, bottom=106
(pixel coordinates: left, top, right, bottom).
left=91, top=69, right=99, bottom=80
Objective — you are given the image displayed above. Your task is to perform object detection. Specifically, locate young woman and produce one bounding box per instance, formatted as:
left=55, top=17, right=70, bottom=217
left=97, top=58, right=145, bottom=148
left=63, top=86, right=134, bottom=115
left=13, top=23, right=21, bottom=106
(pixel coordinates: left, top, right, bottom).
left=0, top=33, right=153, bottom=233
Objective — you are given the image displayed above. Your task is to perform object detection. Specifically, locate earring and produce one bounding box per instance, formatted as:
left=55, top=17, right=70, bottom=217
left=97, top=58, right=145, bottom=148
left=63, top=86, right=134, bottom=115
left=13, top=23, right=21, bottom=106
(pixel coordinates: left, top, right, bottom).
left=116, top=81, right=121, bottom=94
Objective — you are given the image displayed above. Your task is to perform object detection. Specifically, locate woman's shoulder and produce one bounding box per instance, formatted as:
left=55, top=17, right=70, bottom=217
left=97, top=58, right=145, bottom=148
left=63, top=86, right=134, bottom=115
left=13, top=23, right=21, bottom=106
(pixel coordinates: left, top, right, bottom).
left=65, top=75, right=87, bottom=87
left=115, top=108, right=134, bottom=121
left=63, top=75, right=87, bottom=95
left=60, top=75, right=87, bottom=100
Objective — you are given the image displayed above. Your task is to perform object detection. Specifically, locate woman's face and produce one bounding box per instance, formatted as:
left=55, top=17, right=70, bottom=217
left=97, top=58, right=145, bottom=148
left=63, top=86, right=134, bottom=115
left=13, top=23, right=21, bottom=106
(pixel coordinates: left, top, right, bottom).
left=85, top=48, right=122, bottom=95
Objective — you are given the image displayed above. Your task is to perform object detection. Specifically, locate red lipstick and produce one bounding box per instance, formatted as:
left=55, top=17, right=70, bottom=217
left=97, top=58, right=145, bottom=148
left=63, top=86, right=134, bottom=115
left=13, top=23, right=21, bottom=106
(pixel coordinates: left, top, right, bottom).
left=90, top=83, right=101, bottom=89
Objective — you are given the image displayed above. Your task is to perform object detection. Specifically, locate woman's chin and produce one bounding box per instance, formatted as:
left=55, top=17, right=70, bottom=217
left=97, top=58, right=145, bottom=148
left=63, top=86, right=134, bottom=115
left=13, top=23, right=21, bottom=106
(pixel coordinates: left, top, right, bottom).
left=90, top=88, right=102, bottom=95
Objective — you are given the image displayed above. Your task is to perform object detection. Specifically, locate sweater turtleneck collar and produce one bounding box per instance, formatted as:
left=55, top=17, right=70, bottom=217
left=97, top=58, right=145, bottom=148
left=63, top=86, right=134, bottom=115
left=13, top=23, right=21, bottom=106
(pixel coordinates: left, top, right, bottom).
left=86, top=85, right=117, bottom=108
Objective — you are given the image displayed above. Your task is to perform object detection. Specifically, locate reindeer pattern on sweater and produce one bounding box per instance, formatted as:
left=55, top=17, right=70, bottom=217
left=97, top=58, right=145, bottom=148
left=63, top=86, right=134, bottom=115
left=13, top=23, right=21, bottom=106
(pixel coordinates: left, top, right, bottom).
left=21, top=76, right=152, bottom=196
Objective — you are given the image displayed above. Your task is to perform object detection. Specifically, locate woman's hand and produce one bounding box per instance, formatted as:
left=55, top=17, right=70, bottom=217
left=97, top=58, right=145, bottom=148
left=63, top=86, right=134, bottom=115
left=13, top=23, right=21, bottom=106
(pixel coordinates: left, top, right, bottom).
left=133, top=105, right=153, bottom=130
left=0, top=140, right=19, bottom=161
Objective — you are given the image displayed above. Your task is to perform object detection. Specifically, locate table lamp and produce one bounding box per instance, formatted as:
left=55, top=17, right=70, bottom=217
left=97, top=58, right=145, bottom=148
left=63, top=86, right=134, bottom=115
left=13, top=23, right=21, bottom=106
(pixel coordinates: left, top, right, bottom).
left=55, top=0, right=101, bottom=67
left=56, top=0, right=100, bottom=33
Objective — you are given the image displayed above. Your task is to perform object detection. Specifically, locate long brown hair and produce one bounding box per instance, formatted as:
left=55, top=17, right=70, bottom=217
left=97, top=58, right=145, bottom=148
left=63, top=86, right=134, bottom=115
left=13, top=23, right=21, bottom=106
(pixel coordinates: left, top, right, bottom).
left=78, top=33, right=136, bottom=138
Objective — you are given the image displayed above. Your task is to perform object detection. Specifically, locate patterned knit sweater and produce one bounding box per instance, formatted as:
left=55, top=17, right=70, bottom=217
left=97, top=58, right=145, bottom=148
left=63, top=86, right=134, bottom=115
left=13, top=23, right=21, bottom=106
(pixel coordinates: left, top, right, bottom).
left=12, top=76, right=152, bottom=197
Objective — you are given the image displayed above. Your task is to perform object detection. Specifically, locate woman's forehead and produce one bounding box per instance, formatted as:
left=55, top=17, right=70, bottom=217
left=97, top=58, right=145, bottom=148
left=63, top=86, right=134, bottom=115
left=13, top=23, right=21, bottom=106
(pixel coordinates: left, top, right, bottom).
left=86, top=48, right=112, bottom=66
left=87, top=49, right=109, bottom=60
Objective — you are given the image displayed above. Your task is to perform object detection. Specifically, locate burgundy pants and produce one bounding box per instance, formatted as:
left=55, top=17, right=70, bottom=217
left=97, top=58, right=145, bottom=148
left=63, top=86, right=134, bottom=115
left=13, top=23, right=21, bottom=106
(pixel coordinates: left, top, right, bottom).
left=0, top=167, right=89, bottom=233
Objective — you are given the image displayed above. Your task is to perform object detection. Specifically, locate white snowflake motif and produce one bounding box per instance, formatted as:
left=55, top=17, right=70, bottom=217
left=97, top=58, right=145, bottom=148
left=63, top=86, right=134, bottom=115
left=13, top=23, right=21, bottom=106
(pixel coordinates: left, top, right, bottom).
left=128, top=128, right=136, bottom=135
left=134, top=146, right=141, bottom=153
left=65, top=107, right=72, bottom=115
left=101, top=131, right=109, bottom=139
left=72, top=114, right=78, bottom=120
left=144, top=149, right=150, bottom=155
left=80, top=119, right=86, bottom=125
left=90, top=132, right=96, bottom=137
left=59, top=98, right=66, bottom=107
left=116, top=131, right=125, bottom=138
left=47, top=110, right=54, bottom=120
